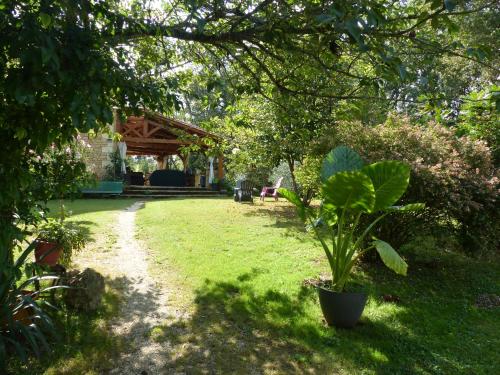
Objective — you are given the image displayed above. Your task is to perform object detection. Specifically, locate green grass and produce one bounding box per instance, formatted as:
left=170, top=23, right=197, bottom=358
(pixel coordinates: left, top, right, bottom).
left=136, top=197, right=500, bottom=375
left=8, top=199, right=135, bottom=375
left=8, top=198, right=498, bottom=374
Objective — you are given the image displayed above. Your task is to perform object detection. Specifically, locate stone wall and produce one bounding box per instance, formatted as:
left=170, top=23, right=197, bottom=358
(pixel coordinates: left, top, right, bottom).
left=80, top=132, right=115, bottom=179
left=79, top=112, right=118, bottom=179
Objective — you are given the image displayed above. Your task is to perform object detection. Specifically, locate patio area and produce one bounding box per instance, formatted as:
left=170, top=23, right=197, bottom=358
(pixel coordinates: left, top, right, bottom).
left=116, top=111, right=224, bottom=188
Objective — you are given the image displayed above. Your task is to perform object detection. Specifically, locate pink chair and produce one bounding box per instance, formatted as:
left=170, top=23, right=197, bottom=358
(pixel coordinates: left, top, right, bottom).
left=260, top=177, right=283, bottom=201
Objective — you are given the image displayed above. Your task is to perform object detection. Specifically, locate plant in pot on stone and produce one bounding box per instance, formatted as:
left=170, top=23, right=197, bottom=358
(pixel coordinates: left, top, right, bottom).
left=279, top=146, right=424, bottom=328
left=36, top=218, right=87, bottom=267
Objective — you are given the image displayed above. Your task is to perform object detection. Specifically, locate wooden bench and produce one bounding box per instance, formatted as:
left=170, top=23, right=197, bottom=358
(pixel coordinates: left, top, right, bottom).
left=81, top=181, right=123, bottom=196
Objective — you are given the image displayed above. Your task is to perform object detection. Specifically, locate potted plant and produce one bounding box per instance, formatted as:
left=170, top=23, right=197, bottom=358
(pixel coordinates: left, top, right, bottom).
left=279, top=146, right=424, bottom=328
left=36, top=218, right=87, bottom=267
left=1, top=240, right=59, bottom=360
left=210, top=177, right=220, bottom=191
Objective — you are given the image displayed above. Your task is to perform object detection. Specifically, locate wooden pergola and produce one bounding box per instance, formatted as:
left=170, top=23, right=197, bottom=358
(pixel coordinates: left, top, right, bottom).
left=116, top=111, right=223, bottom=179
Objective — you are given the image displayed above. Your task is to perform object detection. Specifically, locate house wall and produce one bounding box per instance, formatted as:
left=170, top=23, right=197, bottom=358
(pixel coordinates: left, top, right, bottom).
left=80, top=133, right=114, bottom=179
left=80, top=117, right=117, bottom=179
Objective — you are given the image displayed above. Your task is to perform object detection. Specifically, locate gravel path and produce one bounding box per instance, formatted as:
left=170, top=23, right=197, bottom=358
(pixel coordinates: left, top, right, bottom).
left=106, top=201, right=174, bottom=375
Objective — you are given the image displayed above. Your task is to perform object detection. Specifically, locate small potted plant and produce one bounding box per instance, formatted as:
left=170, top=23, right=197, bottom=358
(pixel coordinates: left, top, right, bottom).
left=210, top=177, right=220, bottom=191
left=36, top=218, right=87, bottom=267
left=279, top=146, right=424, bottom=328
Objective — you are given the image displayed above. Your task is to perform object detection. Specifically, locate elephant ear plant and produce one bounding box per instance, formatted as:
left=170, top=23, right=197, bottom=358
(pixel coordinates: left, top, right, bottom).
left=279, top=146, right=424, bottom=327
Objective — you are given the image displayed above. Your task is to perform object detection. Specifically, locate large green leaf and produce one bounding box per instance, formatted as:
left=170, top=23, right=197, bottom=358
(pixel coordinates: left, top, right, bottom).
left=319, top=202, right=338, bottom=226
left=322, top=171, right=375, bottom=212
left=373, top=239, right=408, bottom=276
left=278, top=188, right=306, bottom=220
left=362, top=161, right=410, bottom=212
left=321, top=146, right=364, bottom=182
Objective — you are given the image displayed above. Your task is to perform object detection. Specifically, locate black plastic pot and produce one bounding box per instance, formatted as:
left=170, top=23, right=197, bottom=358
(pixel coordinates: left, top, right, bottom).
left=317, top=287, right=367, bottom=328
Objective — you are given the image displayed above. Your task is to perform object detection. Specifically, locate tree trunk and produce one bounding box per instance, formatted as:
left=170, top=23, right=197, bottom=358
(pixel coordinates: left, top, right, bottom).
left=286, top=157, right=299, bottom=194
left=0, top=212, right=16, bottom=280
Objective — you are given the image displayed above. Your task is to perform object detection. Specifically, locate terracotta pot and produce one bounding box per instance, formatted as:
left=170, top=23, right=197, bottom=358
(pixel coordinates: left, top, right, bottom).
left=35, top=240, right=62, bottom=266
left=2, top=290, right=37, bottom=328
left=12, top=305, right=35, bottom=326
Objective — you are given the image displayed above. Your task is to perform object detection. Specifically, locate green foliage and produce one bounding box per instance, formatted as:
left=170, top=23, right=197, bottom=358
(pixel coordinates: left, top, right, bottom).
left=187, top=153, right=208, bottom=173
left=322, top=171, right=375, bottom=212
left=456, top=86, right=500, bottom=165
left=316, top=116, right=499, bottom=255
left=373, top=239, right=408, bottom=276
left=35, top=142, right=94, bottom=199
left=1, top=0, right=498, bottom=364
left=280, top=146, right=423, bottom=291
left=0, top=7, right=174, bottom=359
left=294, top=156, right=322, bottom=205
left=37, top=219, right=87, bottom=267
left=127, top=155, right=157, bottom=175
left=104, top=150, right=126, bottom=181
left=321, top=146, right=365, bottom=182
left=362, top=161, right=410, bottom=212
left=0, top=241, right=58, bottom=367
left=218, top=93, right=335, bottom=198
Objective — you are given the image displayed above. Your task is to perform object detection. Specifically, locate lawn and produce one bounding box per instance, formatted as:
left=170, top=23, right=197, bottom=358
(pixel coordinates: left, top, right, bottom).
left=8, top=197, right=499, bottom=374
left=136, top=198, right=499, bottom=375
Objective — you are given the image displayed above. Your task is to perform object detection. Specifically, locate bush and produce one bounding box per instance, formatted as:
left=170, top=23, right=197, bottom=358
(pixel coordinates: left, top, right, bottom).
left=315, top=115, right=499, bottom=256
left=294, top=156, right=322, bottom=205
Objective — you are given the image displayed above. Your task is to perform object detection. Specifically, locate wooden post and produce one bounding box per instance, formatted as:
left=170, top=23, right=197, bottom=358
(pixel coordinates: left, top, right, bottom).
left=156, top=155, right=164, bottom=170
left=179, top=153, right=189, bottom=173
left=217, top=154, right=224, bottom=180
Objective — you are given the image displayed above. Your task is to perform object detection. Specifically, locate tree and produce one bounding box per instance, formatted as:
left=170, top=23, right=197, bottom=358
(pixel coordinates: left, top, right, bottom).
left=1, top=0, right=497, bottom=298
left=456, top=86, right=500, bottom=165
left=2, top=0, right=499, bottom=364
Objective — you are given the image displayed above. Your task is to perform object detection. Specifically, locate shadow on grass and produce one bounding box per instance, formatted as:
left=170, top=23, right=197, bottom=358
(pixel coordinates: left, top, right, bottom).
left=69, top=220, right=95, bottom=240
left=149, top=266, right=495, bottom=374
left=10, top=262, right=497, bottom=374
left=5, top=273, right=151, bottom=375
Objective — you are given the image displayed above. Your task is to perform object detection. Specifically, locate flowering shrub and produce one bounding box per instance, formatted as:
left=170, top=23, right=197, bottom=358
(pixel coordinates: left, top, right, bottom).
left=32, top=139, right=94, bottom=201
left=316, top=115, right=499, bottom=255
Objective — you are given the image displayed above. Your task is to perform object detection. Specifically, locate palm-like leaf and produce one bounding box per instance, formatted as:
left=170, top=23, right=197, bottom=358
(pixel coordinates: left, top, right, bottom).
left=373, top=239, right=408, bottom=276
left=362, top=161, right=410, bottom=212
left=322, top=171, right=375, bottom=212
left=321, top=146, right=364, bottom=182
